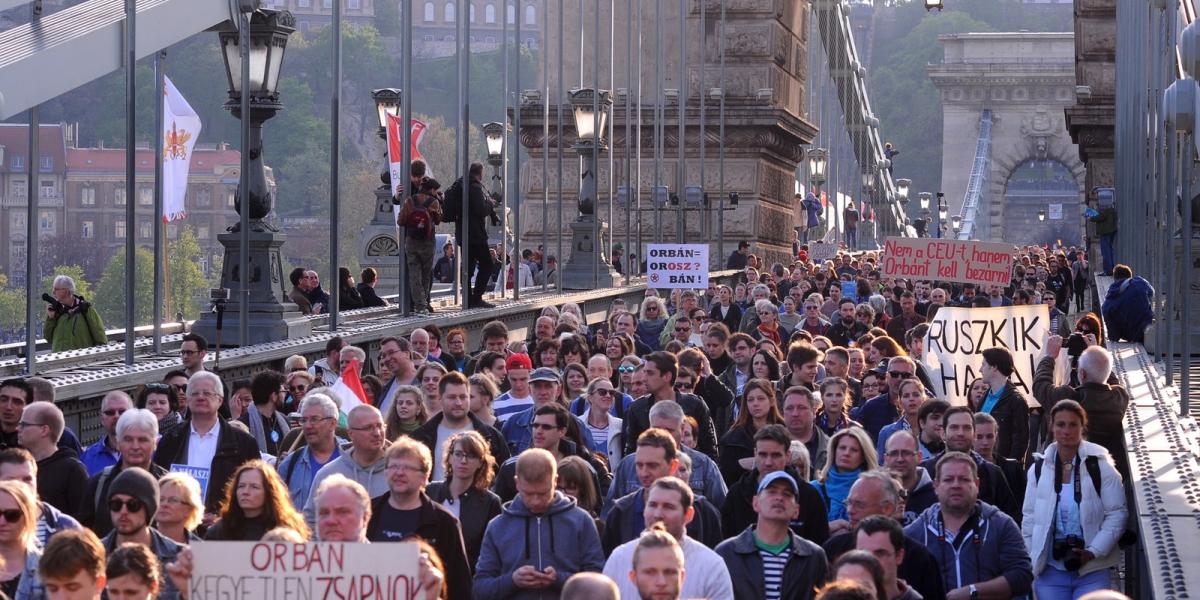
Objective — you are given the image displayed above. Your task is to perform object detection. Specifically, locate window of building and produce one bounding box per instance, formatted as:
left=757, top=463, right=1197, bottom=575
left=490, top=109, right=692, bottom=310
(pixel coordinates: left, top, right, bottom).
left=38, top=211, right=54, bottom=235
left=114, top=187, right=126, bottom=206
left=39, top=155, right=52, bottom=171
left=424, top=1, right=434, bottom=21
left=81, top=187, right=95, bottom=206
left=485, top=2, right=494, bottom=22
left=139, top=186, right=153, bottom=206
left=423, top=34, right=434, bottom=41
left=39, top=179, right=55, bottom=198
left=506, top=2, right=514, bottom=23
left=9, top=179, right=25, bottom=199
left=10, top=155, right=22, bottom=170
left=198, top=225, right=210, bottom=240
left=81, top=220, right=94, bottom=239
left=10, top=213, right=25, bottom=230
left=115, top=220, right=126, bottom=239
left=469, top=2, right=475, bottom=21
left=348, top=0, right=360, bottom=8
left=139, top=220, right=152, bottom=239
left=525, top=3, right=534, bottom=25
left=298, top=0, right=311, bottom=7
left=527, top=37, right=536, bottom=48
left=196, top=186, right=211, bottom=207
left=444, top=1, right=454, bottom=21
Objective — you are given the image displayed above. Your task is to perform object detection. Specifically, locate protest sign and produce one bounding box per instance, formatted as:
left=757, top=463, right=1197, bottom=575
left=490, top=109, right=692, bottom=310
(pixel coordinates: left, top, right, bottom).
left=170, top=464, right=210, bottom=499
left=646, top=244, right=709, bottom=289
left=807, top=242, right=838, bottom=262
left=190, top=542, right=421, bottom=600
left=921, top=305, right=1049, bottom=406
left=881, top=237, right=1013, bottom=287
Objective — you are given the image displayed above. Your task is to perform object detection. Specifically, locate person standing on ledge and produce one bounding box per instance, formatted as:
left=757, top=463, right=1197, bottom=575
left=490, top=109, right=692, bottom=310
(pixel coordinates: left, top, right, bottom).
left=43, top=275, right=107, bottom=352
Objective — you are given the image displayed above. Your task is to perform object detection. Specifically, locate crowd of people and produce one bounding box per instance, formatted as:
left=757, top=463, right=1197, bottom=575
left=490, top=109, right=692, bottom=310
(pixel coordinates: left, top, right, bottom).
left=3, top=240, right=1144, bottom=600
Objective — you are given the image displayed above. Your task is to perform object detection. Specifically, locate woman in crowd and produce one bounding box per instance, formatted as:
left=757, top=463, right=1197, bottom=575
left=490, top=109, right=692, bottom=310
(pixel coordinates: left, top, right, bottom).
left=468, top=374, right=500, bottom=428
left=817, top=377, right=859, bottom=435
left=559, top=335, right=589, bottom=367
left=155, top=473, right=204, bottom=545
left=734, top=283, right=750, bottom=308
left=443, top=328, right=469, bottom=373
left=875, top=379, right=927, bottom=463
left=105, top=543, right=161, bottom=600
left=617, top=356, right=642, bottom=396
left=637, top=297, right=669, bottom=352
left=228, top=378, right=253, bottom=422
left=750, top=349, right=781, bottom=383
left=385, top=385, right=429, bottom=441
left=0, top=480, right=44, bottom=598
left=360, top=375, right=384, bottom=409
left=867, top=337, right=906, bottom=366
left=710, top=284, right=743, bottom=333
left=814, top=428, right=878, bottom=536
left=136, top=383, right=181, bottom=433
left=719, top=379, right=785, bottom=484
left=557, top=455, right=602, bottom=523
left=832, top=550, right=889, bottom=600
left=562, top=363, right=589, bottom=405
left=811, top=336, right=833, bottom=354
left=680, top=416, right=700, bottom=450
left=778, top=296, right=802, bottom=333
left=337, top=267, right=365, bottom=310
left=1022, top=400, right=1128, bottom=599
left=1075, top=313, right=1105, bottom=348
left=751, top=298, right=783, bottom=346
left=581, top=378, right=623, bottom=467
left=425, top=432, right=501, bottom=570
left=561, top=302, right=586, bottom=327
left=416, top=362, right=448, bottom=415
left=206, top=460, right=310, bottom=542
left=533, top=338, right=561, bottom=371
left=858, top=370, right=883, bottom=406
left=966, top=377, right=989, bottom=412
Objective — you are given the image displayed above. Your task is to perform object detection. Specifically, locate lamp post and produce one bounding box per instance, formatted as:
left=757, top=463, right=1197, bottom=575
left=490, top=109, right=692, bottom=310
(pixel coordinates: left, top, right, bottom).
left=916, top=192, right=931, bottom=238
left=194, top=9, right=311, bottom=345
left=808, top=147, right=829, bottom=192
left=358, top=88, right=403, bottom=298
left=562, top=88, right=619, bottom=289
left=936, top=192, right=947, bottom=239
left=951, top=214, right=962, bottom=238
left=1038, top=209, right=1046, bottom=222
left=482, top=121, right=510, bottom=292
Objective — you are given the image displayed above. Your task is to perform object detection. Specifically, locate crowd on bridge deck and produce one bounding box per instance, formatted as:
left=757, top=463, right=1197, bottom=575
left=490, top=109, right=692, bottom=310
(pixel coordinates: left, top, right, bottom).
left=8, top=225, right=1166, bottom=599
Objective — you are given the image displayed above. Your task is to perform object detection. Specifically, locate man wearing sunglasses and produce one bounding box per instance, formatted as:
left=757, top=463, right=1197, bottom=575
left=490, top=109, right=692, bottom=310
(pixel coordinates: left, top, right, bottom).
left=495, top=403, right=606, bottom=504
left=851, top=357, right=919, bottom=442
left=101, top=467, right=182, bottom=599
left=80, top=391, right=132, bottom=477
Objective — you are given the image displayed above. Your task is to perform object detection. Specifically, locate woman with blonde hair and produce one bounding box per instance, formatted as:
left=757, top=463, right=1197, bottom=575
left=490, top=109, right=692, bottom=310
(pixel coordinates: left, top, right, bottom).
left=637, top=296, right=669, bottom=352
left=468, top=374, right=501, bottom=427
left=813, top=428, right=879, bottom=536
left=0, top=480, right=44, bottom=598
left=206, top=459, right=310, bottom=541
left=424, top=432, right=501, bottom=569
left=385, top=385, right=429, bottom=441
left=155, top=473, right=204, bottom=545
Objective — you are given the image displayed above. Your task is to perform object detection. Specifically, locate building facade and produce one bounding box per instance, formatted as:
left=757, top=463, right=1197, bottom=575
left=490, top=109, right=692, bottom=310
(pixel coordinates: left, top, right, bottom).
left=0, top=124, right=68, bottom=289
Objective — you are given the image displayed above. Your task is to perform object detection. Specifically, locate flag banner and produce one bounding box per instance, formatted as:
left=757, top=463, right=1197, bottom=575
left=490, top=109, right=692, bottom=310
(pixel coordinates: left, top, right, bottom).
left=922, top=305, right=1049, bottom=406
left=387, top=116, right=429, bottom=224
left=162, top=76, right=201, bottom=223
left=329, top=359, right=368, bottom=415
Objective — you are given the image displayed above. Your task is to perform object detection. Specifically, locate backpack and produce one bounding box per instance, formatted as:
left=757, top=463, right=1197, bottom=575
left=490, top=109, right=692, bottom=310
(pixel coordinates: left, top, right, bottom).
left=1033, top=454, right=1102, bottom=496
left=405, top=195, right=435, bottom=240
left=441, top=179, right=463, bottom=223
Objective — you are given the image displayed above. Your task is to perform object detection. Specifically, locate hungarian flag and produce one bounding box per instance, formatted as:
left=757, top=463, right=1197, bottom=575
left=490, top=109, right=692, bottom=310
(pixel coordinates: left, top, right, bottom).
left=385, top=115, right=429, bottom=198
left=329, top=359, right=369, bottom=415
left=161, top=76, right=201, bottom=223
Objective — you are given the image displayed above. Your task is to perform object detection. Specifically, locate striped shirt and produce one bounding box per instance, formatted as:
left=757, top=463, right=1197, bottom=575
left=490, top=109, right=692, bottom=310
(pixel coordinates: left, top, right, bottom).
left=493, top=391, right=533, bottom=423
left=586, top=422, right=609, bottom=454
left=757, top=538, right=791, bottom=600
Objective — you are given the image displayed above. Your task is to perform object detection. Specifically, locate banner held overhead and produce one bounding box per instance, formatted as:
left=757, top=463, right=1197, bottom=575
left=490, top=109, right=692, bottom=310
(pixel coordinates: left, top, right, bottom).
left=881, top=237, right=1014, bottom=287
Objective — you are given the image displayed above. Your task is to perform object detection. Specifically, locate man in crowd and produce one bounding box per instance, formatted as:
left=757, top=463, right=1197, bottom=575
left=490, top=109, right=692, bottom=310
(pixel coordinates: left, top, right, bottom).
left=304, top=405, right=390, bottom=529
left=0, top=448, right=82, bottom=548
left=727, top=240, right=751, bottom=270
left=623, top=352, right=718, bottom=459
left=493, top=353, right=534, bottom=423
left=289, top=267, right=314, bottom=315
left=822, top=347, right=862, bottom=407
left=474, top=449, right=605, bottom=598
left=614, top=311, right=653, bottom=356
left=883, top=431, right=937, bottom=523
left=365, top=438, right=472, bottom=599
left=304, top=270, right=331, bottom=314
left=625, top=524, right=687, bottom=600
left=314, top=474, right=371, bottom=542
left=501, top=367, right=594, bottom=454
left=659, top=292, right=700, bottom=348
left=720, top=425, right=827, bottom=545
left=775, top=344, right=822, bottom=397
left=101, top=468, right=182, bottom=598
left=310, top=337, right=346, bottom=388
left=855, top=516, right=925, bottom=600
left=718, top=333, right=755, bottom=414
left=357, top=267, right=388, bottom=307
left=376, top=336, right=416, bottom=414
left=18, top=401, right=86, bottom=519
left=81, top=391, right=132, bottom=476
left=885, top=292, right=925, bottom=343
left=798, top=295, right=832, bottom=337
left=905, top=452, right=1032, bottom=600
left=530, top=316, right=556, bottom=348
left=179, top=333, right=208, bottom=377
left=919, top=406, right=1020, bottom=521
left=24, top=378, right=83, bottom=455
left=715, top=471, right=829, bottom=600
left=495, top=404, right=604, bottom=503
left=781, top=387, right=828, bottom=478
left=154, top=373, right=259, bottom=518
left=410, top=371, right=509, bottom=481
left=242, top=370, right=289, bottom=457
left=562, top=573, right=619, bottom=600
left=973, top=412, right=1026, bottom=507
left=977, top=346, right=1029, bottom=467
left=452, top=162, right=497, bottom=309
left=603, top=476, right=733, bottom=599
left=39, top=529, right=109, bottom=600
left=277, top=393, right=344, bottom=510
left=827, top=298, right=870, bottom=348
left=43, top=275, right=107, bottom=352
left=852, top=357, right=915, bottom=441
left=80, top=410, right=164, bottom=537
left=0, top=379, right=29, bottom=450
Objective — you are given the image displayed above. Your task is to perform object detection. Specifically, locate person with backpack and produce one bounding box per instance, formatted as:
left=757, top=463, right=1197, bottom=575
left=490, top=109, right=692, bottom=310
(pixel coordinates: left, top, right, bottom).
left=442, top=162, right=499, bottom=309
left=398, top=177, right=443, bottom=314
left=1021, top=400, right=1127, bottom=599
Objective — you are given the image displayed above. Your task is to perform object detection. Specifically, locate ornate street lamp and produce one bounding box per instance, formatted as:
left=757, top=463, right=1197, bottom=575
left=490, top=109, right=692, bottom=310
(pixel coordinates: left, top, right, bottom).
left=195, top=9, right=310, bottom=345
left=896, top=178, right=911, bottom=206
left=936, top=192, right=947, bottom=239
left=358, top=88, right=405, bottom=297
left=925, top=0, right=944, bottom=11
left=1038, top=209, right=1047, bottom=222
left=919, top=191, right=931, bottom=211
left=808, top=147, right=829, bottom=191
left=483, top=122, right=506, bottom=167
left=562, top=88, right=618, bottom=289
left=951, top=214, right=962, bottom=232
left=372, top=88, right=402, bottom=134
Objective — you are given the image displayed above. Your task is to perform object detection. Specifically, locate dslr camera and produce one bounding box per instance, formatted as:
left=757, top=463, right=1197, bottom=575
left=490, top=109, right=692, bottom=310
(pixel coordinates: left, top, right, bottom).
left=41, top=293, right=66, bottom=316
left=1052, top=535, right=1086, bottom=571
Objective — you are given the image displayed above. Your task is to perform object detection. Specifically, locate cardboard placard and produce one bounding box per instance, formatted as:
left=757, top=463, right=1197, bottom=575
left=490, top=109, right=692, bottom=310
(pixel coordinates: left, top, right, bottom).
left=881, top=237, right=1013, bottom=287
left=190, top=542, right=421, bottom=600
left=807, top=242, right=839, bottom=262
left=646, top=244, right=709, bottom=289
left=921, top=305, right=1049, bottom=406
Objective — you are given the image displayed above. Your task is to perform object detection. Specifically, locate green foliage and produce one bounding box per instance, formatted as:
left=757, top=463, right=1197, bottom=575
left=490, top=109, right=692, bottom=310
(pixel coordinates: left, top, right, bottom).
left=41, top=266, right=93, bottom=301
left=167, top=228, right=210, bottom=320
left=0, top=275, right=26, bottom=337
left=94, top=248, right=156, bottom=330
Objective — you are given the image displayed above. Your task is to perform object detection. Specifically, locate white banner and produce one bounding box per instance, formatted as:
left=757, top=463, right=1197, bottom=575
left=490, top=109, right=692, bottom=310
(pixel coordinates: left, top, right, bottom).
left=807, top=241, right=838, bottom=262
left=162, top=76, right=201, bottom=223
left=190, top=542, right=420, bottom=600
left=922, top=305, right=1049, bottom=406
left=646, top=244, right=709, bottom=289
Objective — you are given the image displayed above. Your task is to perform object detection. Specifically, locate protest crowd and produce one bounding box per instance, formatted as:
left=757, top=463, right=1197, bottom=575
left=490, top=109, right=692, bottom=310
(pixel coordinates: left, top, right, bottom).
left=1, top=236, right=1151, bottom=600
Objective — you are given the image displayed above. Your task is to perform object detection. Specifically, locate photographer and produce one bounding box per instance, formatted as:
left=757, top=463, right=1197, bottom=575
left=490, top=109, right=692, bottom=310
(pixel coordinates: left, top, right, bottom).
left=1021, top=400, right=1127, bottom=599
left=43, top=275, right=107, bottom=352
left=1032, top=335, right=1130, bottom=480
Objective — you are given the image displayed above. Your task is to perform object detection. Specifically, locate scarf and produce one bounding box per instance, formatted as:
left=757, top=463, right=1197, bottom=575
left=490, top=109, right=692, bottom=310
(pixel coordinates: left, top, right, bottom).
left=816, top=412, right=852, bottom=436
left=757, top=320, right=781, bottom=345
left=818, top=466, right=863, bottom=521
left=246, top=403, right=290, bottom=454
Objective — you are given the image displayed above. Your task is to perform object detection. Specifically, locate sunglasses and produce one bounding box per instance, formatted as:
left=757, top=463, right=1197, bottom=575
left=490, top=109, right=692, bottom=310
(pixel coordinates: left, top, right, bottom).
left=107, top=497, right=144, bottom=513
left=0, top=509, right=20, bottom=524
left=888, top=371, right=915, bottom=379
left=618, top=365, right=636, bottom=374
left=674, top=382, right=694, bottom=390
left=531, top=423, right=560, bottom=431
left=592, top=388, right=616, bottom=397
left=102, top=409, right=127, bottom=417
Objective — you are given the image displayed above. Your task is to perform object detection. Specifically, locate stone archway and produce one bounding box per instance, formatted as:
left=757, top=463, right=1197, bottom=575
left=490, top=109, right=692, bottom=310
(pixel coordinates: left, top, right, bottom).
left=986, top=120, right=1086, bottom=244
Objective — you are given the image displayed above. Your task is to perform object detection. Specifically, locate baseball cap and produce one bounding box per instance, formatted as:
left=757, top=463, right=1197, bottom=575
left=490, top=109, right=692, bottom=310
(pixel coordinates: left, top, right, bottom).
left=505, top=353, right=532, bottom=371
left=529, top=367, right=560, bottom=384
left=756, top=471, right=800, bottom=496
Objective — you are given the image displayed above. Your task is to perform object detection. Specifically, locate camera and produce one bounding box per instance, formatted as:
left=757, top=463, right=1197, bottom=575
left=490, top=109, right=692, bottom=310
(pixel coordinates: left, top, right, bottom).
left=1052, top=535, right=1086, bottom=570
left=41, top=293, right=66, bottom=315
left=1067, top=332, right=1087, bottom=358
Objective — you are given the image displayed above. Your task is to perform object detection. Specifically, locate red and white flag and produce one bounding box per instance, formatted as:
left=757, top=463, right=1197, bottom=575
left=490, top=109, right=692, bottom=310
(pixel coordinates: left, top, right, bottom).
left=329, top=359, right=369, bottom=415
left=385, top=115, right=429, bottom=198
left=161, top=76, right=201, bottom=223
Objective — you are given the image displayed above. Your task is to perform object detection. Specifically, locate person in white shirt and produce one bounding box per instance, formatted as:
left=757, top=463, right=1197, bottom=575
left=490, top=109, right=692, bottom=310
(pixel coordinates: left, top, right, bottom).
left=603, top=476, right=734, bottom=600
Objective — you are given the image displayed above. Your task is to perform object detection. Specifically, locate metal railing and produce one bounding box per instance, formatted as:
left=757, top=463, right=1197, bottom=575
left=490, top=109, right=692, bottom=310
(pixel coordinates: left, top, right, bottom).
left=954, top=109, right=992, bottom=240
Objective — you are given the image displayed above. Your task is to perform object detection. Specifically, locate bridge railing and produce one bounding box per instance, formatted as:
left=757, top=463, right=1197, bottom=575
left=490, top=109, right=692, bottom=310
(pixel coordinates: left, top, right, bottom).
left=954, top=109, right=992, bottom=240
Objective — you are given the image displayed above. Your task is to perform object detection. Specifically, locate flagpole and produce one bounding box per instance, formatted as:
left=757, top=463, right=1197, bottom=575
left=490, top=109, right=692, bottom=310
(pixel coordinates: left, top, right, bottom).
left=162, top=221, right=172, bottom=322
left=153, top=51, right=165, bottom=354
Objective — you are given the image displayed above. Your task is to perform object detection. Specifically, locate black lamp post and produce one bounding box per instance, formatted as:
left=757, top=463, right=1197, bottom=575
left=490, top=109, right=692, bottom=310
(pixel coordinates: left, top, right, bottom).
left=936, top=192, right=948, bottom=239
left=357, top=88, right=403, bottom=295
left=195, top=9, right=311, bottom=345
left=562, top=88, right=619, bottom=289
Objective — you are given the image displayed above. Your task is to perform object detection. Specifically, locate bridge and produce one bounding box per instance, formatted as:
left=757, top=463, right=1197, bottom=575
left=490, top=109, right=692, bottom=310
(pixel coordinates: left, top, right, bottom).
left=0, top=0, right=1195, bottom=597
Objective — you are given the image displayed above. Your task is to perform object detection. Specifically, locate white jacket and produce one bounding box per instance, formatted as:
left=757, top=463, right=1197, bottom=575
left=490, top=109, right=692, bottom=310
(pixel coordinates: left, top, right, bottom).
left=1021, top=440, right=1128, bottom=576
left=583, top=410, right=623, bottom=466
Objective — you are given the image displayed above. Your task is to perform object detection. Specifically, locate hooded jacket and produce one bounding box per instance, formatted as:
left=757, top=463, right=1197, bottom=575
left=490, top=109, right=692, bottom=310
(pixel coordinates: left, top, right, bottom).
left=473, top=491, right=605, bottom=600
left=1102, top=276, right=1154, bottom=343
left=905, top=501, right=1033, bottom=596
left=35, top=447, right=87, bottom=521
left=714, top=525, right=828, bottom=600
left=366, top=492, right=473, bottom=600
left=720, top=466, right=830, bottom=546
left=902, top=467, right=937, bottom=525
left=43, top=294, right=107, bottom=352
left=302, top=447, right=390, bottom=530
left=1021, top=441, right=1127, bottom=577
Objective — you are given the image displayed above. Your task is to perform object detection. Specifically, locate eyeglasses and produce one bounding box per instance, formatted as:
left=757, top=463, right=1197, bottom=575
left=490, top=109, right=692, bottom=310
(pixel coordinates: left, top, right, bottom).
left=16, top=421, right=45, bottom=429
left=531, top=423, right=560, bottom=431
left=0, top=509, right=20, bottom=524
left=757, top=311, right=775, bottom=316
left=288, top=385, right=309, bottom=393
left=387, top=463, right=426, bottom=474
left=674, top=327, right=691, bottom=333
left=349, top=423, right=385, bottom=432
left=298, top=416, right=334, bottom=426
left=107, top=498, right=144, bottom=513
left=592, top=388, right=616, bottom=397
left=618, top=366, right=636, bottom=374
left=161, top=496, right=190, bottom=507
left=888, top=371, right=915, bottom=379
left=451, top=451, right=479, bottom=461
left=180, top=349, right=199, bottom=356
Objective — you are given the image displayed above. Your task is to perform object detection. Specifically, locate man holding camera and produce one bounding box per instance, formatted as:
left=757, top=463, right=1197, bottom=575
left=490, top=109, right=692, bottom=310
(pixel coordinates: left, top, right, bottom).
left=43, top=275, right=107, bottom=352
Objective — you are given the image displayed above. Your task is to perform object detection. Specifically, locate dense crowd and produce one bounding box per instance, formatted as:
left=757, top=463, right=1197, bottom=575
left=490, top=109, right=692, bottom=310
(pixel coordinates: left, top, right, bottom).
left=0, top=241, right=1147, bottom=600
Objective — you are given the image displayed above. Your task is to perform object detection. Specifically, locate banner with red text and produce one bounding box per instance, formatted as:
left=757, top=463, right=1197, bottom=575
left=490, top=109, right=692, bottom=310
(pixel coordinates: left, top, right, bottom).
left=190, top=542, right=421, bottom=600
left=881, top=237, right=1013, bottom=287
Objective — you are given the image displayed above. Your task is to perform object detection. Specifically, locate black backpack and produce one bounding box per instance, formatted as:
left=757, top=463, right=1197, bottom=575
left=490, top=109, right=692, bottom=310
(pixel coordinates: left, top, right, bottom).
left=442, top=179, right=463, bottom=223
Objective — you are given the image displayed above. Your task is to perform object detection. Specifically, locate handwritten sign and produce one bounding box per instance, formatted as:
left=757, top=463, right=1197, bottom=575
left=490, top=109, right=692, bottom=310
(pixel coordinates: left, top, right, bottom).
left=170, top=464, right=211, bottom=500
left=807, top=242, right=839, bottom=263
left=646, top=244, right=709, bottom=289
left=922, top=305, right=1048, bottom=406
left=881, top=237, right=1013, bottom=287
left=190, top=542, right=421, bottom=600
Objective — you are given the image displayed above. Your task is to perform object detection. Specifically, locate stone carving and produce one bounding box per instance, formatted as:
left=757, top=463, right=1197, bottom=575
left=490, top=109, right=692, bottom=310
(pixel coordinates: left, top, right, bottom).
left=366, top=235, right=399, bottom=257
left=1021, top=106, right=1059, bottom=160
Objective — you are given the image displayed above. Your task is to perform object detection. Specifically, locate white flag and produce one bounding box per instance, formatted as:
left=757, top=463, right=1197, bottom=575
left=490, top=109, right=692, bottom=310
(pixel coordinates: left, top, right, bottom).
left=162, top=76, right=201, bottom=223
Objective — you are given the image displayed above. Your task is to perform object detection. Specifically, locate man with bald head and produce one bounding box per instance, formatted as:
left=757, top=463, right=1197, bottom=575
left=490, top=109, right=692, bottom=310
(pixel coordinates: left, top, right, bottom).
left=304, top=404, right=390, bottom=530
left=474, top=448, right=605, bottom=598
left=561, top=573, right=619, bottom=600
left=18, top=401, right=87, bottom=518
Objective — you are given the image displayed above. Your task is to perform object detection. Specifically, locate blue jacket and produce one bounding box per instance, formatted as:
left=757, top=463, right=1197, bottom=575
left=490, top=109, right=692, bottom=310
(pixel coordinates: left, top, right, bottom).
left=276, top=439, right=347, bottom=510
left=14, top=543, right=45, bottom=600
left=473, top=491, right=606, bottom=599
left=851, top=392, right=900, bottom=442
left=1102, top=276, right=1154, bottom=342
left=803, top=192, right=823, bottom=228
left=500, top=405, right=596, bottom=456
left=80, top=435, right=119, bottom=477
left=905, top=501, right=1033, bottom=596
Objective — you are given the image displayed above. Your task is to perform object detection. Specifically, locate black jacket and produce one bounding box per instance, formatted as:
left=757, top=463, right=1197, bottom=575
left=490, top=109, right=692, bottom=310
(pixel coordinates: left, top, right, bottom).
left=452, top=177, right=493, bottom=246
left=1032, top=355, right=1131, bottom=479
left=338, top=286, right=365, bottom=310
left=601, top=487, right=723, bottom=554
left=622, top=391, right=718, bottom=459
left=693, top=374, right=734, bottom=441
left=986, top=381, right=1030, bottom=467
left=408, top=412, right=511, bottom=471
left=355, top=282, right=387, bottom=307
left=709, top=303, right=743, bottom=335
left=366, top=492, right=473, bottom=600
left=492, top=439, right=607, bottom=506
left=36, top=448, right=87, bottom=521
left=822, top=530, right=946, bottom=600
left=425, top=481, right=502, bottom=570
left=78, top=462, right=169, bottom=537
left=717, top=425, right=756, bottom=486
left=719, top=467, right=829, bottom=546
left=152, top=418, right=261, bottom=513
left=715, top=525, right=828, bottom=600
left=920, top=450, right=1020, bottom=523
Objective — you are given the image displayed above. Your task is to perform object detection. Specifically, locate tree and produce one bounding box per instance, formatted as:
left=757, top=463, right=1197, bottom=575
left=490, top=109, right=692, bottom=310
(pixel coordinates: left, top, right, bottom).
left=0, top=275, right=27, bottom=341
left=41, top=266, right=93, bottom=301
left=38, top=234, right=109, bottom=281
left=94, top=248, right=156, bottom=330
left=167, top=228, right=210, bottom=321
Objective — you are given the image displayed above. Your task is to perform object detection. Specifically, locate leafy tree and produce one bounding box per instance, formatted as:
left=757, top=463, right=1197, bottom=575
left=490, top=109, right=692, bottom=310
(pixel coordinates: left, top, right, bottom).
left=0, top=275, right=28, bottom=340
left=167, top=228, right=210, bottom=320
left=38, top=234, right=109, bottom=282
left=94, top=248, right=156, bottom=330
left=41, top=266, right=93, bottom=301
